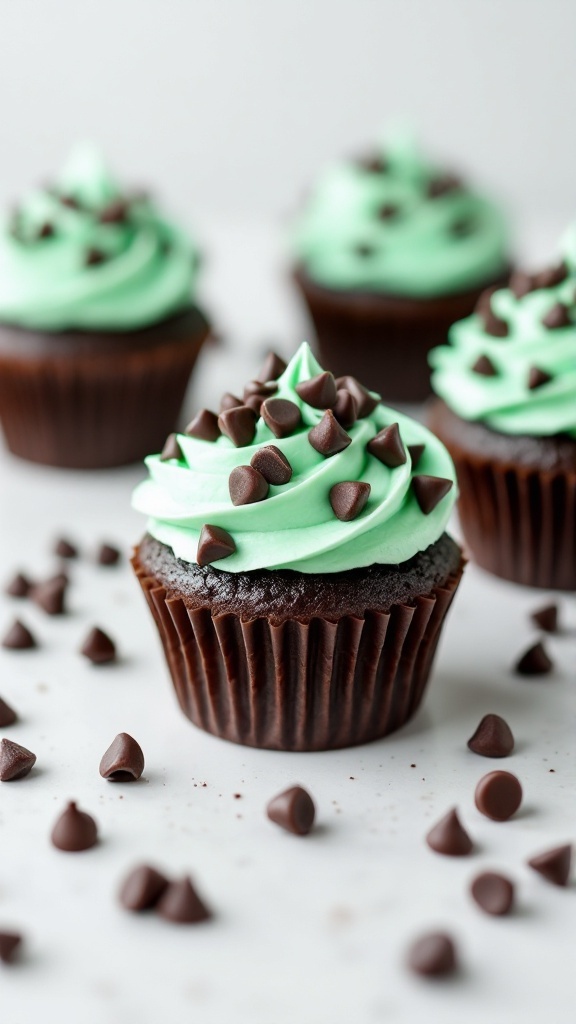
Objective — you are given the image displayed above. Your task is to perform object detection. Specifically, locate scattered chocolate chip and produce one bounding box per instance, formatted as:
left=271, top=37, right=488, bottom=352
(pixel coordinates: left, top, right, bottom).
left=330, top=481, right=371, bottom=522
left=37, top=221, right=55, bottom=239
left=530, top=603, right=558, bottom=633
left=243, top=380, right=278, bottom=401
left=250, top=445, right=292, bottom=485
left=99, top=198, right=129, bottom=224
left=54, top=537, right=78, bottom=559
left=197, top=525, right=236, bottom=567
left=377, top=202, right=400, bottom=220
left=97, top=543, right=121, bottom=566
left=412, top=475, right=453, bottom=515
left=527, top=844, right=572, bottom=887
left=470, top=872, right=515, bottom=916
left=407, top=932, right=457, bottom=977
left=467, top=714, right=514, bottom=758
left=515, top=641, right=553, bottom=676
left=51, top=801, right=98, bottom=852
left=184, top=409, right=220, bottom=442
left=474, top=770, right=522, bottom=821
left=509, top=271, right=535, bottom=299
left=80, top=626, right=117, bottom=665
left=0, top=697, right=17, bottom=727
left=295, top=372, right=337, bottom=409
left=367, top=422, right=406, bottom=467
left=2, top=620, right=36, bottom=650
left=426, top=808, right=473, bottom=856
left=218, top=405, right=257, bottom=447
left=156, top=877, right=211, bottom=924
left=472, top=354, right=497, bottom=376
left=542, top=302, right=571, bottom=329
left=261, top=398, right=301, bottom=438
left=308, top=410, right=352, bottom=457
left=332, top=389, right=358, bottom=428
left=0, top=739, right=36, bottom=781
left=59, top=194, right=80, bottom=209
left=407, top=444, right=425, bottom=469
left=85, top=247, right=107, bottom=267
left=427, top=173, right=462, bottom=198
left=535, top=262, right=568, bottom=289
left=219, top=392, right=243, bottom=412
left=5, top=572, right=32, bottom=598
left=229, top=465, right=269, bottom=506
left=528, top=366, right=552, bottom=390
left=0, top=932, right=22, bottom=964
left=99, top=733, right=145, bottom=781
left=358, top=153, right=388, bottom=174
left=335, top=376, right=379, bottom=417
left=30, top=575, right=67, bottom=616
left=450, top=217, right=476, bottom=238
left=258, top=352, right=287, bottom=382
left=267, top=786, right=316, bottom=835
left=119, top=865, right=169, bottom=911
left=160, top=433, right=183, bottom=462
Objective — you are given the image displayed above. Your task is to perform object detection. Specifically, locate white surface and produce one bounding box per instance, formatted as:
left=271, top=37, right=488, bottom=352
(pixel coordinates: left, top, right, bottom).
left=0, top=223, right=574, bottom=1024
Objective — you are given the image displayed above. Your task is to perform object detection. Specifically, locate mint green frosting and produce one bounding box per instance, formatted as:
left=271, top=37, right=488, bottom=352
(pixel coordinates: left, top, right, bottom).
left=291, top=132, right=508, bottom=298
left=0, top=145, right=199, bottom=331
left=430, top=229, right=576, bottom=439
left=132, top=343, right=457, bottom=573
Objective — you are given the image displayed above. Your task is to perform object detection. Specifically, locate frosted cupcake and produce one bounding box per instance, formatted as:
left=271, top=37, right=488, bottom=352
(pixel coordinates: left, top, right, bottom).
left=0, top=145, right=209, bottom=468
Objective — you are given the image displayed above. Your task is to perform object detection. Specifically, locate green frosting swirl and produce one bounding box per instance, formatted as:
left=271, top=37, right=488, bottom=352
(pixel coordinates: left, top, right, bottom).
left=0, top=145, right=199, bottom=331
left=291, top=132, right=509, bottom=298
left=132, top=343, right=457, bottom=573
left=430, top=229, right=576, bottom=438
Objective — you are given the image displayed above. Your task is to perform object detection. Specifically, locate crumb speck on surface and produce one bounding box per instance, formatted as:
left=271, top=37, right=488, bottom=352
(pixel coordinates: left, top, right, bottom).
left=410, top=764, right=416, bottom=768
left=233, top=793, right=242, bottom=799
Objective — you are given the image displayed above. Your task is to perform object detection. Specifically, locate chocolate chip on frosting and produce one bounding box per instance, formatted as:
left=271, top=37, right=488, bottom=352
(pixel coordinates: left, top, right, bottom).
left=295, top=371, right=337, bottom=409
left=185, top=409, right=221, bottom=442
left=534, top=262, right=568, bottom=289
left=332, top=389, right=358, bottom=428
left=515, top=640, right=553, bottom=676
left=483, top=309, right=509, bottom=338
left=250, top=446, right=292, bottom=485
left=367, top=422, right=407, bottom=468
left=258, top=351, right=287, bottom=382
left=528, top=366, right=552, bottom=390
left=542, top=302, right=571, bottom=329
left=160, top=434, right=183, bottom=462
left=335, top=376, right=379, bottom=417
left=99, top=198, right=130, bottom=224
left=2, top=619, right=36, bottom=650
left=261, top=398, right=302, bottom=438
left=472, top=354, right=498, bottom=376
left=329, top=481, right=371, bottom=522
left=509, top=270, right=535, bottom=299
left=244, top=394, right=265, bottom=414
left=229, top=465, right=269, bottom=506
left=377, top=202, right=400, bottom=220
left=427, top=172, right=462, bottom=198
left=197, top=524, right=236, bottom=567
left=84, top=247, right=107, bottom=267
left=412, top=475, right=453, bottom=515
left=244, top=379, right=278, bottom=399
left=357, top=153, right=388, bottom=174
left=354, top=242, right=375, bottom=258
left=0, top=739, right=36, bottom=781
left=527, top=844, right=572, bottom=887
left=219, top=392, right=243, bottom=413
left=426, top=808, right=473, bottom=856
left=218, top=405, right=257, bottom=447
left=37, top=221, right=55, bottom=239
left=407, top=443, right=425, bottom=469
left=308, top=411, right=352, bottom=457
left=450, top=216, right=476, bottom=238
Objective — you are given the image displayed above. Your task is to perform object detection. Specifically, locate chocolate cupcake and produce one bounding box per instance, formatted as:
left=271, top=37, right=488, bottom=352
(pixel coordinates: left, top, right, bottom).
left=0, top=146, right=209, bottom=468
left=429, top=228, right=576, bottom=590
left=132, top=343, right=464, bottom=751
left=291, top=133, right=510, bottom=402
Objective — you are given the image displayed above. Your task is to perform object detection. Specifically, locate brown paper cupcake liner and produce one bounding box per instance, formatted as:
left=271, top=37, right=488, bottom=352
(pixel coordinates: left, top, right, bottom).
left=132, top=550, right=464, bottom=751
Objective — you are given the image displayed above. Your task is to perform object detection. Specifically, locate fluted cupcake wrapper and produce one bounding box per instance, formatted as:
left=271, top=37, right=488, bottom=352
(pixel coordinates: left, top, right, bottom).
left=132, top=551, right=464, bottom=752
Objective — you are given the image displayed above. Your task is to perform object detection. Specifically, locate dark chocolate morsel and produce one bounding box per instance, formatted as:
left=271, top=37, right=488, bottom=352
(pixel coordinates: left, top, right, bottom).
left=515, top=641, right=553, bottom=676
left=80, top=626, right=117, bottom=665
left=475, top=286, right=498, bottom=316
left=472, top=354, right=497, bottom=377
left=483, top=309, right=509, bottom=338
left=258, top=351, right=287, bottom=382
left=450, top=217, right=476, bottom=238
left=0, top=697, right=17, bottom=727
left=308, top=410, right=352, bottom=457
left=530, top=603, right=558, bottom=633
left=30, top=575, right=67, bottom=616
left=528, top=366, right=552, bottom=390
left=534, top=262, right=568, bottom=289
left=244, top=394, right=265, bottom=414
left=332, top=389, right=358, bottom=429
left=426, top=808, right=473, bottom=856
left=474, top=770, right=522, bottom=821
left=243, top=380, right=278, bottom=401
left=197, top=525, right=236, bottom=567
left=295, top=371, right=337, bottom=409
left=542, top=303, right=571, bottom=329
left=266, top=786, right=316, bottom=835
left=37, top=221, right=55, bottom=239
left=229, top=465, right=269, bottom=506
left=357, top=153, right=388, bottom=174
left=218, top=405, right=257, bottom=447
left=335, top=375, right=379, bottom=417
left=2, top=619, right=36, bottom=650
left=250, top=445, right=292, bottom=485
left=99, top=198, right=129, bottom=224
left=509, top=271, right=535, bottom=299
left=377, top=202, right=400, bottom=220
left=412, top=475, right=453, bottom=515
left=219, top=392, right=243, bottom=413
left=160, top=433, right=184, bottom=462
left=54, top=537, right=78, bottom=559
left=329, top=481, right=371, bottom=522
left=184, top=409, right=220, bottom=442
left=470, top=872, right=515, bottom=916
left=427, top=173, right=462, bottom=198
left=0, top=932, right=22, bottom=964
left=59, top=194, right=80, bottom=209
left=367, top=422, right=407, bottom=468
left=119, top=865, right=169, bottom=911
left=85, top=247, right=107, bottom=267
left=0, top=738, right=36, bottom=781
left=99, top=733, right=145, bottom=781
left=5, top=572, right=32, bottom=598
left=261, top=398, right=302, bottom=439
left=407, top=932, right=457, bottom=977
left=97, top=543, right=121, bottom=566
left=156, top=876, right=211, bottom=924
left=407, top=444, right=425, bottom=469
left=467, top=714, right=514, bottom=758
left=51, top=801, right=98, bottom=852
left=527, top=844, right=572, bottom=887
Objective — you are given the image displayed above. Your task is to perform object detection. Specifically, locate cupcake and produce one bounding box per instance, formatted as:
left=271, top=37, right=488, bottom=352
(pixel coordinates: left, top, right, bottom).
left=291, top=132, right=510, bottom=402
left=429, top=226, right=576, bottom=590
left=132, top=342, right=463, bottom=751
left=0, top=145, right=209, bottom=468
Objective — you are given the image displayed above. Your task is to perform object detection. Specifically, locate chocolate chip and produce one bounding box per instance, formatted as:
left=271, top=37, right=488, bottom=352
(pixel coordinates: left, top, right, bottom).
left=367, top=422, right=407, bottom=467
left=358, top=153, right=388, bottom=173
left=528, top=366, right=552, bottom=390
left=0, top=739, right=36, bottom=781
left=335, top=376, right=379, bottom=417
left=266, top=786, right=316, bottom=835
left=329, top=481, right=371, bottom=522
left=426, top=808, right=473, bottom=856
left=229, top=465, right=269, bottom=506
left=218, top=405, right=257, bottom=447
left=472, top=354, right=497, bottom=376
left=475, top=286, right=498, bottom=315
left=99, top=198, right=129, bottom=224
left=30, top=575, right=67, bottom=616
left=261, top=398, right=301, bottom=438
left=470, top=872, right=515, bottom=916
left=0, top=697, right=17, bottom=727
left=509, top=271, right=535, bottom=299
left=412, top=475, right=453, bottom=514
left=54, top=537, right=78, bottom=559
left=427, top=173, right=462, bottom=198
left=5, top=572, right=32, bottom=598
left=119, top=865, right=169, bottom=911
left=197, top=525, right=236, bottom=567
left=85, top=247, right=107, bottom=267
left=474, top=770, right=522, bottom=821
left=160, top=433, right=184, bottom=462
left=2, top=620, right=36, bottom=650
left=377, top=202, right=400, bottom=220
left=534, top=262, right=568, bottom=289
left=450, top=217, right=476, bottom=237
left=407, top=444, right=425, bottom=469
left=530, top=603, right=558, bottom=633
left=258, top=351, right=287, bottom=382
left=542, top=302, right=571, bottom=329
left=527, top=844, right=572, bottom=887
left=51, top=801, right=98, bottom=852
left=156, top=877, right=211, bottom=924
left=97, top=543, right=121, bottom=566
left=37, top=221, right=55, bottom=239
left=407, top=932, right=457, bottom=977
left=59, top=194, right=80, bottom=209
left=515, top=641, right=553, bottom=676
left=80, top=626, right=117, bottom=665
left=219, top=392, right=243, bottom=412
left=243, top=380, right=278, bottom=401
left=467, top=714, right=514, bottom=758
left=244, top=394, right=265, bottom=414
left=250, top=445, right=292, bottom=485
left=0, top=932, right=22, bottom=964
left=354, top=242, right=375, bottom=258
left=184, top=409, right=220, bottom=442
left=99, top=733, right=145, bottom=781
left=483, top=309, right=509, bottom=338
left=296, top=372, right=337, bottom=409
left=308, top=410, right=352, bottom=457
left=332, top=389, right=358, bottom=428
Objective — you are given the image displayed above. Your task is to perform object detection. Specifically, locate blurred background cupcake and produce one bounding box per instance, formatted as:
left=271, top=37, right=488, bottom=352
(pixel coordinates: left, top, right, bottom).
left=0, top=144, right=210, bottom=469
left=291, top=130, right=511, bottom=403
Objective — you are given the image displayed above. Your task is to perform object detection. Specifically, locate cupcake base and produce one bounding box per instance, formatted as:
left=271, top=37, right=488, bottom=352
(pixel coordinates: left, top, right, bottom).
left=132, top=533, right=464, bottom=752
left=0, top=307, right=209, bottom=469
